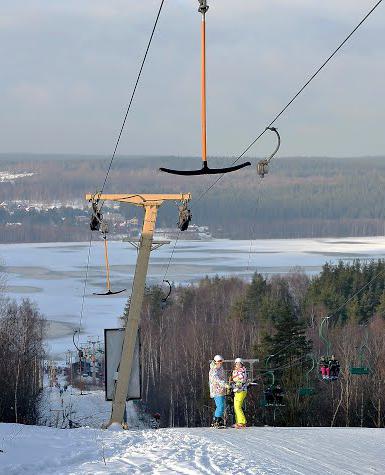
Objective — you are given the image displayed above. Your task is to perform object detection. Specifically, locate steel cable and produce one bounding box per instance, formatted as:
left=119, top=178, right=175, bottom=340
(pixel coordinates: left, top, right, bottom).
left=197, top=0, right=384, bottom=201
left=100, top=0, right=166, bottom=195
left=76, top=1, right=166, bottom=347
left=161, top=0, right=384, bottom=288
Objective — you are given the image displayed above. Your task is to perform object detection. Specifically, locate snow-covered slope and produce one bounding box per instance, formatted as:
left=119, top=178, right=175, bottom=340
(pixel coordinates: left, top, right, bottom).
left=1, top=425, right=384, bottom=474
left=39, top=377, right=145, bottom=430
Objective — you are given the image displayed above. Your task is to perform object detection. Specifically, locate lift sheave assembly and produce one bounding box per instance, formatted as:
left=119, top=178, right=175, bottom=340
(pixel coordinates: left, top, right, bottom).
left=160, top=0, right=251, bottom=176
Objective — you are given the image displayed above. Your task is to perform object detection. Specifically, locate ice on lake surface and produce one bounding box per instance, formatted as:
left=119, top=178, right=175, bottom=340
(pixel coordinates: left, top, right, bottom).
left=1, top=236, right=385, bottom=358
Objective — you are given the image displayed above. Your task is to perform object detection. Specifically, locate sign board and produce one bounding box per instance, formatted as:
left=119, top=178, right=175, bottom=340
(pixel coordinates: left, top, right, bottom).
left=104, top=328, right=141, bottom=401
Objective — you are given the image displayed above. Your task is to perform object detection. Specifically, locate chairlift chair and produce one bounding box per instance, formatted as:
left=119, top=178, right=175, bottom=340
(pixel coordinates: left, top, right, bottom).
left=350, top=366, right=370, bottom=375
left=298, top=387, right=315, bottom=397
left=299, top=355, right=316, bottom=397
left=350, top=326, right=371, bottom=376
left=319, top=317, right=340, bottom=381
left=261, top=371, right=285, bottom=407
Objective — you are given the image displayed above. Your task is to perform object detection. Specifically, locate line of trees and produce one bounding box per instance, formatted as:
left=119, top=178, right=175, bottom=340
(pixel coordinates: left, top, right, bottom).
left=136, top=260, right=385, bottom=428
left=0, top=299, right=46, bottom=424
left=1, top=155, right=385, bottom=240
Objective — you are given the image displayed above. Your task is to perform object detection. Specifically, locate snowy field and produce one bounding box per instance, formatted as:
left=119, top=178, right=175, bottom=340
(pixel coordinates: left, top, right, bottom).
left=1, top=424, right=384, bottom=474
left=3, top=378, right=384, bottom=474
left=1, top=237, right=385, bottom=358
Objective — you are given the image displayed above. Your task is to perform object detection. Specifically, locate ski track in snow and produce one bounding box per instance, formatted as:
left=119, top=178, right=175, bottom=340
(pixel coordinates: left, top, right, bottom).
left=1, top=425, right=385, bottom=474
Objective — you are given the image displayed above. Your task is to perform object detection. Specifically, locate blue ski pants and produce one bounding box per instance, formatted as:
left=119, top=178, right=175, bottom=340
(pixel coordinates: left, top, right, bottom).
left=214, top=395, right=225, bottom=418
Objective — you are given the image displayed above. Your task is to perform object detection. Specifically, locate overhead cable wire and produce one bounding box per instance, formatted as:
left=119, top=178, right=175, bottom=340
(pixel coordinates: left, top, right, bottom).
left=325, top=264, right=385, bottom=323
left=76, top=231, right=93, bottom=346
left=268, top=354, right=309, bottom=373
left=100, top=0, right=166, bottom=196
left=178, top=0, right=383, bottom=297
left=135, top=0, right=383, bottom=296
left=259, top=267, right=385, bottom=372
left=162, top=229, right=182, bottom=282
left=197, top=0, right=384, bottom=201
left=267, top=340, right=300, bottom=362
left=246, top=176, right=265, bottom=271
left=258, top=354, right=309, bottom=374
left=77, top=1, right=165, bottom=337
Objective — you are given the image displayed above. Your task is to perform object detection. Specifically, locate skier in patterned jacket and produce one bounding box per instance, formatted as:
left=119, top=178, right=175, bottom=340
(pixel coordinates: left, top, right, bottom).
left=230, top=357, right=248, bottom=428
left=209, top=354, right=227, bottom=427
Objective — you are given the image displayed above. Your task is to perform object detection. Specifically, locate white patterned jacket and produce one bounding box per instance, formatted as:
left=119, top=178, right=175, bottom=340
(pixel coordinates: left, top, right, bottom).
left=209, top=361, right=227, bottom=398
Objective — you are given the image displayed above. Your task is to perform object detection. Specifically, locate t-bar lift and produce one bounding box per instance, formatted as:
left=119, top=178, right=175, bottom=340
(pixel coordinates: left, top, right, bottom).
left=160, top=0, right=250, bottom=175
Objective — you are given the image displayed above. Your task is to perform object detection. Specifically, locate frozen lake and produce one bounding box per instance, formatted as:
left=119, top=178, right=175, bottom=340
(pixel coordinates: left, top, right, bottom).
left=1, top=236, right=385, bottom=358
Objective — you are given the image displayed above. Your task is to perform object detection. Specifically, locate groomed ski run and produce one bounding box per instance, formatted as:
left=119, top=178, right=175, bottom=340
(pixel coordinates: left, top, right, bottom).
left=1, top=424, right=385, bottom=474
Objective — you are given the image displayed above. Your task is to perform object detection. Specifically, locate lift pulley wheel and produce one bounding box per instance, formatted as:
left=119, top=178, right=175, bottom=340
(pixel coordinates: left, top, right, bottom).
left=178, top=202, right=192, bottom=231
left=90, top=200, right=103, bottom=231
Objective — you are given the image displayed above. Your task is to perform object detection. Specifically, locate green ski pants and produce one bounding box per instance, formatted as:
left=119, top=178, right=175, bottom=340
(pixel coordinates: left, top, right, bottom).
left=234, top=390, right=247, bottom=425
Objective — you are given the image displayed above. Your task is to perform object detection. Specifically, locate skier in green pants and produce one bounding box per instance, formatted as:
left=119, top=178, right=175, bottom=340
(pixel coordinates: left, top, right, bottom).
left=230, top=357, right=248, bottom=428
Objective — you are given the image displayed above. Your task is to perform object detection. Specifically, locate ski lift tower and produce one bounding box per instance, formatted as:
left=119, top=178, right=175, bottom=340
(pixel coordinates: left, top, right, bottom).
left=85, top=192, right=191, bottom=428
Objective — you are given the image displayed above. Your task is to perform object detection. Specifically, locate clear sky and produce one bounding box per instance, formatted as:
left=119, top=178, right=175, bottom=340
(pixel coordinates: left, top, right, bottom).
left=0, top=0, right=384, bottom=158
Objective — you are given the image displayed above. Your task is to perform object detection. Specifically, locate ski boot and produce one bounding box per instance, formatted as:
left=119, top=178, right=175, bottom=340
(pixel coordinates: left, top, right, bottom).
left=232, top=423, right=246, bottom=429
left=211, top=417, right=219, bottom=428
left=211, top=417, right=225, bottom=429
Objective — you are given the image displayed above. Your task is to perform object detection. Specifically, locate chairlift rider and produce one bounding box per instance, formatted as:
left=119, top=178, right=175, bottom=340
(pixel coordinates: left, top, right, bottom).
left=264, top=386, right=274, bottom=405
left=273, top=385, right=284, bottom=405
left=328, top=355, right=340, bottom=380
left=319, top=355, right=330, bottom=379
left=264, top=384, right=284, bottom=406
left=320, top=355, right=340, bottom=380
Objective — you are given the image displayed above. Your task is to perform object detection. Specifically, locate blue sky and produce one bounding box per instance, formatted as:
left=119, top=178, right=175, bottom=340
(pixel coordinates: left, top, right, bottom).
left=0, top=0, right=384, bottom=157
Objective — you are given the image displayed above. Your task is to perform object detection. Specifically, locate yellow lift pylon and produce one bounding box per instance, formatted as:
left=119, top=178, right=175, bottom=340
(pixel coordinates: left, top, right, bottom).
left=85, top=192, right=191, bottom=428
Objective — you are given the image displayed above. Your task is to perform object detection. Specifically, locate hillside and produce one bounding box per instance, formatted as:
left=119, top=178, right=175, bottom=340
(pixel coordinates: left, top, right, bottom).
left=1, top=155, right=385, bottom=241
left=1, top=424, right=384, bottom=474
